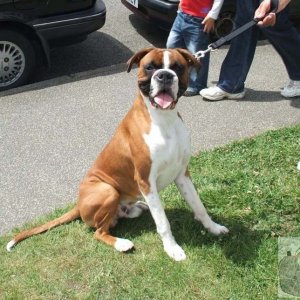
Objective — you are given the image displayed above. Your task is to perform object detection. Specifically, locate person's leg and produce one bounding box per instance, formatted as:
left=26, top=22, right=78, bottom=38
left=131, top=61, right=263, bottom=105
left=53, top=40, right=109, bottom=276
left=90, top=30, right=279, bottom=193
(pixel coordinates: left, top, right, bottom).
left=218, top=0, right=260, bottom=93
left=201, top=0, right=260, bottom=100
left=183, top=15, right=211, bottom=94
left=166, top=12, right=186, bottom=49
left=262, top=7, right=300, bottom=81
left=261, top=7, right=300, bottom=97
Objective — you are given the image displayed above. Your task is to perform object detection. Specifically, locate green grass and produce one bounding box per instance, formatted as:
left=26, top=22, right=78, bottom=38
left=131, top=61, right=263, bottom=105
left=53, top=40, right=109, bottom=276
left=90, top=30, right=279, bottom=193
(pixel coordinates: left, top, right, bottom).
left=1, top=125, right=300, bottom=300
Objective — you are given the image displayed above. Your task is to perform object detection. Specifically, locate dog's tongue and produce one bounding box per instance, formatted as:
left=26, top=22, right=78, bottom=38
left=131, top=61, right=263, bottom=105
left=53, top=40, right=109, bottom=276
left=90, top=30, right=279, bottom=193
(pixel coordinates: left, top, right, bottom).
left=154, top=93, right=173, bottom=109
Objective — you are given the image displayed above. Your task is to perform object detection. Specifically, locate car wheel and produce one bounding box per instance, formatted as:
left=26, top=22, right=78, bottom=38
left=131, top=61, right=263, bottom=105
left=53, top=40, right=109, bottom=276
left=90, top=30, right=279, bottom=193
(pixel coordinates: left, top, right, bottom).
left=0, top=30, right=36, bottom=91
left=213, top=11, right=235, bottom=40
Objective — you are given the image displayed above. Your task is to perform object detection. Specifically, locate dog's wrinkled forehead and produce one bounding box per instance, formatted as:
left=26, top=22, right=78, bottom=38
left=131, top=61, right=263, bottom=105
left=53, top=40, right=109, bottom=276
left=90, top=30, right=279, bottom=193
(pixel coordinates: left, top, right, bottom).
left=140, top=49, right=172, bottom=69
left=138, top=49, right=188, bottom=75
left=126, top=48, right=200, bottom=74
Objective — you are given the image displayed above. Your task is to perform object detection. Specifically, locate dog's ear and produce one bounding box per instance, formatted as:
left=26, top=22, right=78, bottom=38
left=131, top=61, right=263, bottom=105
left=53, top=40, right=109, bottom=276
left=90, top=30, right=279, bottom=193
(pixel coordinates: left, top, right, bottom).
left=175, top=48, right=201, bottom=70
left=127, top=48, right=154, bottom=73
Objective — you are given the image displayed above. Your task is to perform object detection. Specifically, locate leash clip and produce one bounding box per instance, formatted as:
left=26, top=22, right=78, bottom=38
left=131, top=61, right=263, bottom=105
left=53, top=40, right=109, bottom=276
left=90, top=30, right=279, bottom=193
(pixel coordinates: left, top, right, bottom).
left=194, top=44, right=215, bottom=61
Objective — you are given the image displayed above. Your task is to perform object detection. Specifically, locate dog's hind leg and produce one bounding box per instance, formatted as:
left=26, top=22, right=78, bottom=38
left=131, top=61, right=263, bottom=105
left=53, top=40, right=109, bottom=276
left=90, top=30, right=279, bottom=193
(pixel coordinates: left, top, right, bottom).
left=79, top=182, right=134, bottom=252
left=110, top=201, right=149, bottom=229
left=119, top=201, right=149, bottom=219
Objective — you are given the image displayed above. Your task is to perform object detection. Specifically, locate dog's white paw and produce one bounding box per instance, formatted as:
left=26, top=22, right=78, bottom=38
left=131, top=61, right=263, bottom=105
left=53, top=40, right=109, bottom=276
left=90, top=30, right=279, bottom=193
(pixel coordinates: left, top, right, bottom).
left=114, top=238, right=134, bottom=252
left=207, top=222, right=229, bottom=235
left=164, top=243, right=186, bottom=261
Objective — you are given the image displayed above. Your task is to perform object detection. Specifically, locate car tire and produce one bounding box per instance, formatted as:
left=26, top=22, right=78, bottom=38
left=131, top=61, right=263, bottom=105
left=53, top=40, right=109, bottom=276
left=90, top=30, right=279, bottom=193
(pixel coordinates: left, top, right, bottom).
left=212, top=11, right=235, bottom=40
left=0, top=29, right=36, bottom=91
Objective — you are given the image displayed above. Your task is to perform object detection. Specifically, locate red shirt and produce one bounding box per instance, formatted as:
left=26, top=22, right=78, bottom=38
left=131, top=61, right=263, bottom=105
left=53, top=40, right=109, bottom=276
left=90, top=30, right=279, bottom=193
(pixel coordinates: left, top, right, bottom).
left=180, top=0, right=213, bottom=18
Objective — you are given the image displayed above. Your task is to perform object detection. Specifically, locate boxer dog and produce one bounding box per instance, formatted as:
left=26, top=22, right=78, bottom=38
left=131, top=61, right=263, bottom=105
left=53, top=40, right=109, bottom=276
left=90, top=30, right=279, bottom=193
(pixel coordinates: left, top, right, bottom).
left=7, top=48, right=228, bottom=261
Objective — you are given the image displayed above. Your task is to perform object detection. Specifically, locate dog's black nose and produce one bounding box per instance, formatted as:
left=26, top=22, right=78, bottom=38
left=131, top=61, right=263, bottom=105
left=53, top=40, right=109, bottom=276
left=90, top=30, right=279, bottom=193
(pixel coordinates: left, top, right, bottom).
left=155, top=71, right=174, bottom=84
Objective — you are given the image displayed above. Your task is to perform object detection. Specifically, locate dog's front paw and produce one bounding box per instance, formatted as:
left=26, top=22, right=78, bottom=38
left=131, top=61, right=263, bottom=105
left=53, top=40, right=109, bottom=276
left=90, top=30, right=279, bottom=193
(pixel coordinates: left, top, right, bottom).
left=164, top=243, right=186, bottom=261
left=207, top=222, right=229, bottom=235
left=114, top=238, right=134, bottom=252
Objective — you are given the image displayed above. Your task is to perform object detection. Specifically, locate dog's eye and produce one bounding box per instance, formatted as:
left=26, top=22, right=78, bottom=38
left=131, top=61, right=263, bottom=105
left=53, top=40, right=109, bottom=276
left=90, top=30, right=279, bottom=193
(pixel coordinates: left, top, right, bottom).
left=145, top=64, right=155, bottom=72
left=171, top=63, right=184, bottom=74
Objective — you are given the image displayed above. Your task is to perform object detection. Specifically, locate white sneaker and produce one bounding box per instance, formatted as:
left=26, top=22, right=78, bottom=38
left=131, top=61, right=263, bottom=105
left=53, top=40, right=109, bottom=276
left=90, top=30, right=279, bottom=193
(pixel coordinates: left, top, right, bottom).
left=281, top=80, right=300, bottom=98
left=200, top=86, right=245, bottom=101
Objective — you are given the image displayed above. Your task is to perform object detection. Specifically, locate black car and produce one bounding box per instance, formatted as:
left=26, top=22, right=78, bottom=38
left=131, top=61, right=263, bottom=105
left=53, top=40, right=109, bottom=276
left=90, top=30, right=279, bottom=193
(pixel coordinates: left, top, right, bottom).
left=0, top=0, right=106, bottom=91
left=121, top=0, right=300, bottom=39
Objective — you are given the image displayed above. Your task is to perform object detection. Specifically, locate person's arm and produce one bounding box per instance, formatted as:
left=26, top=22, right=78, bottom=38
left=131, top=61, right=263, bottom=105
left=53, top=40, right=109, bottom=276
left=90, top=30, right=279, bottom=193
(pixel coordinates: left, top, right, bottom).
left=202, top=0, right=224, bottom=33
left=255, top=0, right=291, bottom=26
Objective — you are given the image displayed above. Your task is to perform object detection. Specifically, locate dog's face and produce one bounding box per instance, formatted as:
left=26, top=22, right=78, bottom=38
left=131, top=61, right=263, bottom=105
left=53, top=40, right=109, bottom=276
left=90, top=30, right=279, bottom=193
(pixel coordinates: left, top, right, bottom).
left=127, top=48, right=200, bottom=110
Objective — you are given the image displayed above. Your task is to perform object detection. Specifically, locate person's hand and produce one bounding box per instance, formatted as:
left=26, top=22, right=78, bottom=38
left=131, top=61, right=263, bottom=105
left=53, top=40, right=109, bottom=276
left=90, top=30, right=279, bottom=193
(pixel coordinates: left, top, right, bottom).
left=257, top=13, right=277, bottom=27
left=255, top=0, right=277, bottom=26
left=202, top=16, right=215, bottom=33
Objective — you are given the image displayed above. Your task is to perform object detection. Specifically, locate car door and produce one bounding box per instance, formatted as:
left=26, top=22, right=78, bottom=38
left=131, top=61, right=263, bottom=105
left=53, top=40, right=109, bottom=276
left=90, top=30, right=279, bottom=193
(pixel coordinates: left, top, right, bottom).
left=14, top=0, right=95, bottom=16
left=13, top=0, right=47, bottom=10
left=42, top=0, right=95, bottom=16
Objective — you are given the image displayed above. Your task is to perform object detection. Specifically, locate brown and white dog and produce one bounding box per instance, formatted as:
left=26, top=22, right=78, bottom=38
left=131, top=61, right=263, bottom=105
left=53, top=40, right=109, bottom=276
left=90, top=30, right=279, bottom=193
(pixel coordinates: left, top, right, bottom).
left=6, top=48, right=228, bottom=261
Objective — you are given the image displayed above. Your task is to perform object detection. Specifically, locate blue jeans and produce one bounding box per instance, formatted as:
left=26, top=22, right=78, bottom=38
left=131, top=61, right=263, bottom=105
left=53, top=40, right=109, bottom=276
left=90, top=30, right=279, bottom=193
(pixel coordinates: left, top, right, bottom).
left=218, top=0, right=300, bottom=93
left=166, top=10, right=211, bottom=93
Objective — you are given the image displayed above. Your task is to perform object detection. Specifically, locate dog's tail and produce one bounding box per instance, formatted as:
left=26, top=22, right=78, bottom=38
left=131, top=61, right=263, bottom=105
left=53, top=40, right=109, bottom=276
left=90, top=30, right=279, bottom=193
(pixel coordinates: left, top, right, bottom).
left=6, top=207, right=80, bottom=252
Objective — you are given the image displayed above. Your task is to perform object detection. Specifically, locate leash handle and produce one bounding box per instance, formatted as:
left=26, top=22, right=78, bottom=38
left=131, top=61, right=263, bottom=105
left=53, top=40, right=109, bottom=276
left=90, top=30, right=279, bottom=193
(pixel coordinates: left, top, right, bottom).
left=253, top=0, right=279, bottom=22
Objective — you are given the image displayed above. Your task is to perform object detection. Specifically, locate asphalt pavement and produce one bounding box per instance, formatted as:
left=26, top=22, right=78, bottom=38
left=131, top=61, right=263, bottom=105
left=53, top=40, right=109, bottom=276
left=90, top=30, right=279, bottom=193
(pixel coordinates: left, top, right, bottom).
left=0, top=2, right=299, bottom=235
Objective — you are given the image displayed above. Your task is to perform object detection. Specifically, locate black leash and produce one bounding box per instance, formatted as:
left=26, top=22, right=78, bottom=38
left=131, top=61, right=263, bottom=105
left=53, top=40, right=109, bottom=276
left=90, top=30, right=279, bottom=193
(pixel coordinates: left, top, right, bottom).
left=194, top=0, right=279, bottom=60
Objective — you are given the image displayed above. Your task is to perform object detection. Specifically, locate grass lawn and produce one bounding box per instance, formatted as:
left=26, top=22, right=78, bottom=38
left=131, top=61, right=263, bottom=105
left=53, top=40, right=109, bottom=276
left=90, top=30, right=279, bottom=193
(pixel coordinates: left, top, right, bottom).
left=1, top=125, right=299, bottom=300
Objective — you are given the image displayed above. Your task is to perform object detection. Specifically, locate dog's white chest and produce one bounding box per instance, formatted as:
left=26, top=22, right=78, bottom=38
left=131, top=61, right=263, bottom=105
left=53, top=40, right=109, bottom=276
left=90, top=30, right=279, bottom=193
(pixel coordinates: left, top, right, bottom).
left=143, top=113, right=191, bottom=191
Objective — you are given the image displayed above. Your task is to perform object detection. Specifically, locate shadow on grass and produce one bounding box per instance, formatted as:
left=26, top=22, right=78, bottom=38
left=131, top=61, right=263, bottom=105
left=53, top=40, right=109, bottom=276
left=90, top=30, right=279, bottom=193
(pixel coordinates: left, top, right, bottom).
left=4, top=205, right=266, bottom=267
left=109, top=208, right=267, bottom=267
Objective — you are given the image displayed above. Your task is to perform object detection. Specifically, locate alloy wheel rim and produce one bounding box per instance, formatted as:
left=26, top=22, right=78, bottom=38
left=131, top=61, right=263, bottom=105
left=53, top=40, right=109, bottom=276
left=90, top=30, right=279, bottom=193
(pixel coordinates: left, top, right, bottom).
left=0, top=41, right=26, bottom=87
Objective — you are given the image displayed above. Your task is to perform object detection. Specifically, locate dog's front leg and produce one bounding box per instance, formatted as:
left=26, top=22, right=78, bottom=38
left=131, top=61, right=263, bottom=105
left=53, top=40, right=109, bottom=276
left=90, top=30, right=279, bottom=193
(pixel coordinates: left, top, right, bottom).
left=175, top=172, right=229, bottom=235
left=142, top=188, right=187, bottom=261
